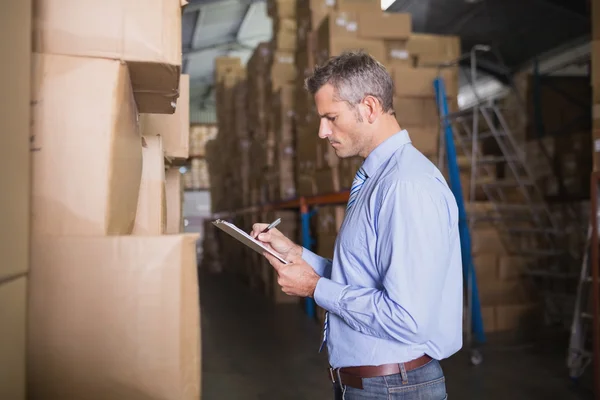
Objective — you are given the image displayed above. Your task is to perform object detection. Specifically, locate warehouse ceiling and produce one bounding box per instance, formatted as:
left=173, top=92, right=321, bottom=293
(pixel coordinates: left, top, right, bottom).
left=182, top=0, right=591, bottom=110
left=387, top=0, right=591, bottom=81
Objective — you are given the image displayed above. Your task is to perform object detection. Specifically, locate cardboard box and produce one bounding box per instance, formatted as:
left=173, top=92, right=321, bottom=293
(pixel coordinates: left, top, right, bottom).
left=133, top=135, right=166, bottom=235
left=271, top=52, right=297, bottom=89
left=273, top=19, right=297, bottom=51
left=479, top=279, right=535, bottom=305
left=471, top=226, right=507, bottom=254
left=498, top=256, right=526, bottom=280
left=393, top=66, right=458, bottom=97
left=31, top=53, right=142, bottom=236
left=318, top=37, right=387, bottom=65
left=0, top=277, right=27, bottom=400
left=317, top=233, right=338, bottom=259
left=335, top=0, right=380, bottom=13
left=0, top=0, right=30, bottom=282
left=495, top=303, right=540, bottom=332
left=384, top=41, right=411, bottom=64
left=407, top=33, right=461, bottom=66
left=299, top=0, right=334, bottom=30
left=165, top=168, right=183, bottom=234
left=339, top=157, right=364, bottom=189
left=322, top=11, right=359, bottom=39
left=315, top=167, right=341, bottom=193
left=404, top=125, right=439, bottom=156
left=317, top=206, right=345, bottom=235
left=394, top=97, right=439, bottom=126
left=297, top=173, right=317, bottom=196
left=473, top=253, right=499, bottom=283
left=269, top=0, right=296, bottom=18
left=33, top=0, right=183, bottom=114
left=140, top=74, right=190, bottom=160
left=358, top=12, right=411, bottom=40
left=190, top=125, right=218, bottom=157
left=315, top=13, right=386, bottom=64
left=28, top=234, right=201, bottom=400
left=480, top=305, right=496, bottom=333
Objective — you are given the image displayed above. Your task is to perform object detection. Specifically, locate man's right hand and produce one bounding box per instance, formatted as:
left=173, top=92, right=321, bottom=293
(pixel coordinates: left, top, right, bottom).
left=251, top=223, right=303, bottom=261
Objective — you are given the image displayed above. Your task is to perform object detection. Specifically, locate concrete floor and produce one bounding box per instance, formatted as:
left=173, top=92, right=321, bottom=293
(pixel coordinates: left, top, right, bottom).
left=200, top=272, right=594, bottom=400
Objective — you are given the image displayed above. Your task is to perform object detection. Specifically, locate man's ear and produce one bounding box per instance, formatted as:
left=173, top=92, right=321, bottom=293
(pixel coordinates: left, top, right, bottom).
left=362, top=95, right=381, bottom=124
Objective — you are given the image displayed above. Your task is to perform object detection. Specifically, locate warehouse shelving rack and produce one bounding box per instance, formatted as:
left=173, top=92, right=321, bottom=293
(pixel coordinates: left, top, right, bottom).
left=567, top=172, right=600, bottom=398
left=214, top=190, right=351, bottom=318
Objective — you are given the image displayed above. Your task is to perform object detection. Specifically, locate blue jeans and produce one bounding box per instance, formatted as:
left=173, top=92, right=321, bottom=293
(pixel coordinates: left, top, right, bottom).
left=333, top=359, right=447, bottom=399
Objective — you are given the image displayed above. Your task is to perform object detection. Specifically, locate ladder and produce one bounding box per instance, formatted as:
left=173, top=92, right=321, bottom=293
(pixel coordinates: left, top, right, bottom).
left=436, top=46, right=580, bottom=330
left=567, top=225, right=592, bottom=380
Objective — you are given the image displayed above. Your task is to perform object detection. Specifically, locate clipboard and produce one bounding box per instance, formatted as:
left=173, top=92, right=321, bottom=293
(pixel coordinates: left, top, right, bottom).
left=212, top=219, right=289, bottom=264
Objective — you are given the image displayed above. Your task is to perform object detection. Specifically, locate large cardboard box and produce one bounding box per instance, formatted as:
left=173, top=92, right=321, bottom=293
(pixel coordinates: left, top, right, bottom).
left=471, top=226, right=507, bottom=254
left=315, top=13, right=387, bottom=64
left=140, top=74, right=190, bottom=160
left=0, top=277, right=27, bottom=400
left=273, top=19, right=297, bottom=51
left=29, top=234, right=201, bottom=400
left=190, top=125, right=218, bottom=157
left=268, top=0, right=296, bottom=18
left=394, top=97, right=439, bottom=126
left=271, top=52, right=297, bottom=90
left=33, top=0, right=184, bottom=114
left=407, top=34, right=461, bottom=66
left=133, top=135, right=166, bottom=235
left=165, top=167, right=183, bottom=234
left=0, top=0, right=31, bottom=282
left=405, top=126, right=439, bottom=156
left=384, top=41, right=412, bottom=65
left=31, top=53, right=142, bottom=236
left=393, top=66, right=458, bottom=97
left=317, top=206, right=345, bottom=235
left=357, top=12, right=412, bottom=40
left=335, top=0, right=380, bottom=13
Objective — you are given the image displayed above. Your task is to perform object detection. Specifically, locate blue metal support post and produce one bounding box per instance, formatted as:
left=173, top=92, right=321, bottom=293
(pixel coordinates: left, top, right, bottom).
left=300, top=197, right=316, bottom=318
left=434, top=77, right=486, bottom=344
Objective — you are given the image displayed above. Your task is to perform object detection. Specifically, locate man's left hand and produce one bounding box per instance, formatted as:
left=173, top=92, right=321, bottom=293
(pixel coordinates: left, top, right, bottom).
left=263, top=252, right=320, bottom=298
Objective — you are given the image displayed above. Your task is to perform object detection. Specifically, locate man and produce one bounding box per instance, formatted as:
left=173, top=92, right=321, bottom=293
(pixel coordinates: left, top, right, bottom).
left=252, top=51, right=462, bottom=399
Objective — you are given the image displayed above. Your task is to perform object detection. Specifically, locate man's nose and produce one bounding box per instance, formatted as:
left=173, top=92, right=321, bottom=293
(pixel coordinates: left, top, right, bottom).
left=318, top=119, right=331, bottom=139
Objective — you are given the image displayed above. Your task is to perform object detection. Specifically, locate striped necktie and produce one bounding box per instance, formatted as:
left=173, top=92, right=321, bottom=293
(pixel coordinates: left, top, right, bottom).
left=319, top=165, right=368, bottom=353
left=347, top=166, right=368, bottom=210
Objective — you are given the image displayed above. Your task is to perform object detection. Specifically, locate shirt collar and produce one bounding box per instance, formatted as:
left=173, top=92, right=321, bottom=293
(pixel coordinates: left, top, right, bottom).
left=361, top=130, right=411, bottom=177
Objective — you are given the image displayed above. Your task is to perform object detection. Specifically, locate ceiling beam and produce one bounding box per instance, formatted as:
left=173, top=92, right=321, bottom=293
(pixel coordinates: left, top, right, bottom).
left=533, top=0, right=589, bottom=21
left=236, top=2, right=256, bottom=42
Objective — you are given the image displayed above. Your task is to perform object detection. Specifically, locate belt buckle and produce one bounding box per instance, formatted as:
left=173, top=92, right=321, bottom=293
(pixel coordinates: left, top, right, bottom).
left=328, top=367, right=336, bottom=383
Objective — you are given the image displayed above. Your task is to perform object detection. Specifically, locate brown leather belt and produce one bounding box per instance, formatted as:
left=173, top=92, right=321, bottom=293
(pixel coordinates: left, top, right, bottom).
left=328, top=354, right=433, bottom=390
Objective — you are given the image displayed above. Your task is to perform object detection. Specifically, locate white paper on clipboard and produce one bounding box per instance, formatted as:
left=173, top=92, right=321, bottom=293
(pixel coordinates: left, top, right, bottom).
left=212, top=219, right=289, bottom=264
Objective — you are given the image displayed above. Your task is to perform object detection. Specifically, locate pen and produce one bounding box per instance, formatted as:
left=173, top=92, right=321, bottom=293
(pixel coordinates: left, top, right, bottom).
left=255, top=218, right=281, bottom=239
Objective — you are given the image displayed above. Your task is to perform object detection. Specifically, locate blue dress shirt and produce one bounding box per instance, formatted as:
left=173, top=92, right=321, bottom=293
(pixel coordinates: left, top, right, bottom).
left=302, top=130, right=463, bottom=369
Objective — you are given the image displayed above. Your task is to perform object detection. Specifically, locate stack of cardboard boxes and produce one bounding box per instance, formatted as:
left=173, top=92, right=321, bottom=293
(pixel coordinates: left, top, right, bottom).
left=207, top=1, right=549, bottom=333
left=26, top=1, right=201, bottom=398
left=185, top=124, right=217, bottom=190
left=0, top=2, right=30, bottom=399
left=292, top=0, right=460, bottom=201
left=206, top=1, right=463, bottom=305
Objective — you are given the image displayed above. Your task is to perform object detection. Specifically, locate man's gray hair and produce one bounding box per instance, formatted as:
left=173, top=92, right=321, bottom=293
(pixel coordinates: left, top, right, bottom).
left=304, top=51, right=395, bottom=115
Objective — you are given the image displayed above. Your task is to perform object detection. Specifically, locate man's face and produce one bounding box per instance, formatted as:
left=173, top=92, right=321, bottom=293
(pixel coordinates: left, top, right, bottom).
left=314, top=84, right=367, bottom=159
